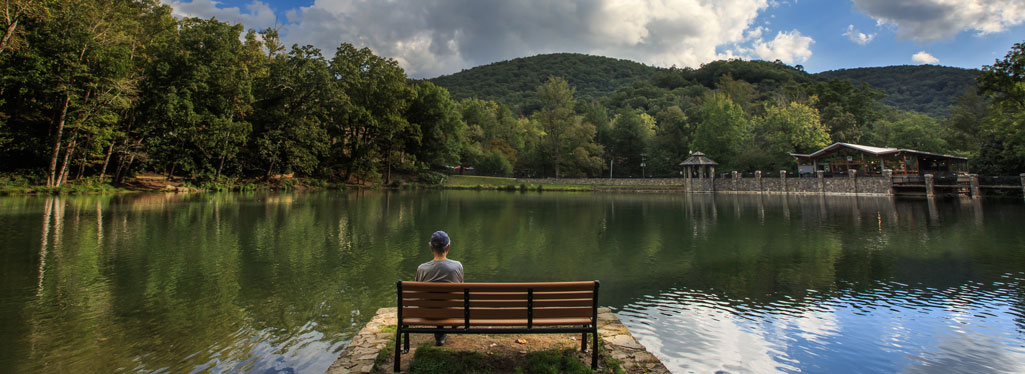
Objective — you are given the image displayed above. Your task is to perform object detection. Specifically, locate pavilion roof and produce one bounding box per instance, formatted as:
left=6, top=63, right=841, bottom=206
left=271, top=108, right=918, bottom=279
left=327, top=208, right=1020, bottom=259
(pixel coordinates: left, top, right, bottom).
left=790, top=142, right=967, bottom=161
left=679, top=152, right=719, bottom=166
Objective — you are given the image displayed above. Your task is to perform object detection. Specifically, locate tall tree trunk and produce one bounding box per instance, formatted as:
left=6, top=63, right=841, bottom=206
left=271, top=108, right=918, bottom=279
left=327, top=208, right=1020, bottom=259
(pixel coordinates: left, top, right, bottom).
left=98, top=141, right=114, bottom=181
left=56, top=138, right=77, bottom=187
left=265, top=160, right=275, bottom=180
left=216, top=154, right=225, bottom=180
left=119, top=153, right=135, bottom=184
left=47, top=94, right=72, bottom=186
left=76, top=157, right=85, bottom=180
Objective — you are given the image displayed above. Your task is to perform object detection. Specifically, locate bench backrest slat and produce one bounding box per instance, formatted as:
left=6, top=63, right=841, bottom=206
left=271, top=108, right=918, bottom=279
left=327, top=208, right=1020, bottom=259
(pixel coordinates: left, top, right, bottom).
left=401, top=281, right=594, bottom=292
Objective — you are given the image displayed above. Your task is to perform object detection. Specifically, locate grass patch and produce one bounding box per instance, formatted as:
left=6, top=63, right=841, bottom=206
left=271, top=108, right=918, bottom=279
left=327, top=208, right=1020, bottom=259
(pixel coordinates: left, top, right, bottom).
left=519, top=349, right=593, bottom=374
left=445, top=175, right=518, bottom=186
left=378, top=324, right=397, bottom=334
left=408, top=345, right=494, bottom=374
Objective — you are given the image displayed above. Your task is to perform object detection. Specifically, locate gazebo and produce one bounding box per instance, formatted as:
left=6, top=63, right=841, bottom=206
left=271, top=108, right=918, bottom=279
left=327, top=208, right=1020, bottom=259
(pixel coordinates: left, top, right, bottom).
left=680, top=152, right=718, bottom=178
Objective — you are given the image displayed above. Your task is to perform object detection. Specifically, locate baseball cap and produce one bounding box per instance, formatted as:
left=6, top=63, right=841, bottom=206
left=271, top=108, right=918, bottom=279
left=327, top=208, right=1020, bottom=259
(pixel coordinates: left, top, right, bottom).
left=430, top=231, right=451, bottom=250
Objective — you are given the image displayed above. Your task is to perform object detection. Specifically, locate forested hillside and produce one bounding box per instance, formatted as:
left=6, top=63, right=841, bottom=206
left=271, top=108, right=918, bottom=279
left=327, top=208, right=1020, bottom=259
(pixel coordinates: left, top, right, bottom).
left=428, top=53, right=657, bottom=113
left=816, top=65, right=978, bottom=117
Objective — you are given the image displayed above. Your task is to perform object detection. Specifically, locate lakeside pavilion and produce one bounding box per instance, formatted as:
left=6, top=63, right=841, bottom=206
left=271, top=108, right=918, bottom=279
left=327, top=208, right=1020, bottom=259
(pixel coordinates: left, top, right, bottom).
left=790, top=142, right=969, bottom=177
left=680, top=152, right=719, bottom=178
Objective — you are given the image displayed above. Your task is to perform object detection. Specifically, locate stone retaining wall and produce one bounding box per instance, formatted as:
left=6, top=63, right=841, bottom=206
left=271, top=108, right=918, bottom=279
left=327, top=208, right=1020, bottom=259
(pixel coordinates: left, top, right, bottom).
left=518, top=174, right=894, bottom=196
left=517, top=178, right=686, bottom=186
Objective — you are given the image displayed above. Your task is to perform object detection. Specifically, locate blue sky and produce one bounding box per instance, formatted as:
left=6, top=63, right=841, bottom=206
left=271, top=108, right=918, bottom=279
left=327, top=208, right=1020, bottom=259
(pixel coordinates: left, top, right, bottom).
left=163, top=0, right=1025, bottom=78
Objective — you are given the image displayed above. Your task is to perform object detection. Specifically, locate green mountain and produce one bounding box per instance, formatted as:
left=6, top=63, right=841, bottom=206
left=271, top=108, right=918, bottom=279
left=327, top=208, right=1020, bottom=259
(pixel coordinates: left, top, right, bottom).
left=429, top=54, right=978, bottom=118
left=815, top=65, right=979, bottom=117
left=427, top=53, right=658, bottom=113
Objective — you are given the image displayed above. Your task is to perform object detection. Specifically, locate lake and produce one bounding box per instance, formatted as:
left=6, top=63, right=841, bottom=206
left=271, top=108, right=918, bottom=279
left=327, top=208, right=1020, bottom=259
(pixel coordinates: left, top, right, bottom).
left=1, top=191, right=1023, bottom=373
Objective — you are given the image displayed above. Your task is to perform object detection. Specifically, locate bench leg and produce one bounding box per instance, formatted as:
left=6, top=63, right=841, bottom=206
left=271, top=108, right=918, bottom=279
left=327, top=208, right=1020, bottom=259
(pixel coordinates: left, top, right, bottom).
left=403, top=332, right=410, bottom=353
left=581, top=330, right=588, bottom=352
left=591, top=328, right=599, bottom=370
left=394, top=329, right=402, bottom=372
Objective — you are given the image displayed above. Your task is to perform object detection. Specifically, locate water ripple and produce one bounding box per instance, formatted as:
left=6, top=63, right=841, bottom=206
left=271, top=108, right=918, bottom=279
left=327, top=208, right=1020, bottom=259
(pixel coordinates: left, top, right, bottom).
left=619, top=278, right=1025, bottom=373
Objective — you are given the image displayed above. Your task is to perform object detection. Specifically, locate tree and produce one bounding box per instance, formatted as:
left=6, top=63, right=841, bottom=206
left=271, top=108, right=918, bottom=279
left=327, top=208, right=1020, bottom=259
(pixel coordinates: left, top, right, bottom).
left=564, top=116, right=605, bottom=177
left=807, top=79, right=883, bottom=143
left=137, top=18, right=254, bottom=180
left=609, top=109, right=655, bottom=177
left=975, top=41, right=1025, bottom=174
left=533, top=77, right=575, bottom=178
left=691, top=92, right=749, bottom=171
left=752, top=101, right=831, bottom=170
left=477, top=149, right=513, bottom=176
left=978, top=42, right=1025, bottom=112
left=328, top=43, right=412, bottom=183
left=943, top=87, right=987, bottom=154
left=249, top=45, right=333, bottom=177
left=870, top=110, right=948, bottom=152
left=405, top=81, right=465, bottom=168
left=20, top=0, right=138, bottom=186
left=650, top=105, right=692, bottom=175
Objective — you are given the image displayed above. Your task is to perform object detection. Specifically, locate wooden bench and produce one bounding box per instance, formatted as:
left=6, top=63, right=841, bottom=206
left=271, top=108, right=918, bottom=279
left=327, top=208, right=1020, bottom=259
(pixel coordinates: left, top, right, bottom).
left=394, top=280, right=600, bottom=372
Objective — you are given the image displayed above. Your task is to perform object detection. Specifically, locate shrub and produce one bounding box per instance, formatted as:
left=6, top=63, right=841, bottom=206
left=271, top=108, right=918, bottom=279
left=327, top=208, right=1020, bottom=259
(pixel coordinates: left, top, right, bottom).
left=418, top=171, right=447, bottom=185
left=476, top=150, right=513, bottom=176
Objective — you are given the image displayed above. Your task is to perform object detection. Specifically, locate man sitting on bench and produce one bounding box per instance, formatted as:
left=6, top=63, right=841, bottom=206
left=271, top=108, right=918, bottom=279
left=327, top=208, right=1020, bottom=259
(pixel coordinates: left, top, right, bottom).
left=415, top=231, right=464, bottom=346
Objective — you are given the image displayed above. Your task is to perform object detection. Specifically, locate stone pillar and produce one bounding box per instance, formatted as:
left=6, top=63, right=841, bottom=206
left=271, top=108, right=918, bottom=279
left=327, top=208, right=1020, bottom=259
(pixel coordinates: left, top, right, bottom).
left=969, top=174, right=981, bottom=199
left=780, top=170, right=788, bottom=195
left=849, top=169, right=858, bottom=195
left=924, top=174, right=935, bottom=198
left=732, top=171, right=738, bottom=192
left=755, top=170, right=763, bottom=194
left=1020, top=173, right=1025, bottom=200
left=882, top=169, right=894, bottom=196
left=710, top=167, right=716, bottom=192
left=816, top=170, right=825, bottom=195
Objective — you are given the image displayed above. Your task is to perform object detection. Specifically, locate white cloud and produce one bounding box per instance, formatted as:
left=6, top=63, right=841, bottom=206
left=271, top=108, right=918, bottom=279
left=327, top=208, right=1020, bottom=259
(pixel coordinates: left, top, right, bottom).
left=752, top=30, right=814, bottom=64
left=852, top=0, right=1025, bottom=42
left=163, top=0, right=815, bottom=78
left=164, top=0, right=278, bottom=30
left=842, top=25, right=876, bottom=45
left=912, top=51, right=940, bottom=64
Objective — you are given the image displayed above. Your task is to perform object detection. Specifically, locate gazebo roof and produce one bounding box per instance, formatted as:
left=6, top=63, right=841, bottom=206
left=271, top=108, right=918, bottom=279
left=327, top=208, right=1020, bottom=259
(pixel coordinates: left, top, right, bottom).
left=679, top=152, right=719, bottom=166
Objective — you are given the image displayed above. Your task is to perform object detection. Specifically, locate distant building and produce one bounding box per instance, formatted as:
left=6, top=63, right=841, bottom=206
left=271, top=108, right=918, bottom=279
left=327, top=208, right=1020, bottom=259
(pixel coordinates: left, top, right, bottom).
left=790, top=143, right=968, bottom=177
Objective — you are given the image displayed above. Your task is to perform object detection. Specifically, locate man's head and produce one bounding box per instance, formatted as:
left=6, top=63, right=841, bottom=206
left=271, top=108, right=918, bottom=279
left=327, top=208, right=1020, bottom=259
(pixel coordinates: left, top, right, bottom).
left=429, top=231, right=451, bottom=255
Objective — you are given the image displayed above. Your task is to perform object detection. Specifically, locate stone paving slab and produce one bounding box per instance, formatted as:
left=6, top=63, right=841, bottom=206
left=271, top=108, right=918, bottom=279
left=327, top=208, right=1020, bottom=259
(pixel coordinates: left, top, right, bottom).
left=327, top=307, right=669, bottom=374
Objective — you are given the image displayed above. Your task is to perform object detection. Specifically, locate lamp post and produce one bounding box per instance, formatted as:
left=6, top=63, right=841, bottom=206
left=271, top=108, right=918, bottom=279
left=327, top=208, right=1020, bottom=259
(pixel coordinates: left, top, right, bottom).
left=640, top=153, right=647, bottom=178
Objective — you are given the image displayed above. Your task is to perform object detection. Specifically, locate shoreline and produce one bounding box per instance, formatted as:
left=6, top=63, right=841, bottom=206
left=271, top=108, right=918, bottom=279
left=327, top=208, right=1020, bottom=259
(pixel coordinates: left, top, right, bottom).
left=4, top=174, right=1023, bottom=200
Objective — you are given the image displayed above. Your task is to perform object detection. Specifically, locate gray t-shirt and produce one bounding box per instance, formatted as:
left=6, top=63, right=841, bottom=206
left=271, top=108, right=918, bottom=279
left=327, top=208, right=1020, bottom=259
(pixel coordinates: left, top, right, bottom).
left=415, top=259, right=464, bottom=283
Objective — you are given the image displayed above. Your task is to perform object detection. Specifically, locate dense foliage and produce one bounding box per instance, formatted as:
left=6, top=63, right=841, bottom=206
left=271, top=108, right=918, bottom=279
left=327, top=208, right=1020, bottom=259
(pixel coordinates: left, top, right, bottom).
left=428, top=53, right=656, bottom=114
left=816, top=65, right=979, bottom=117
left=1, top=1, right=1022, bottom=188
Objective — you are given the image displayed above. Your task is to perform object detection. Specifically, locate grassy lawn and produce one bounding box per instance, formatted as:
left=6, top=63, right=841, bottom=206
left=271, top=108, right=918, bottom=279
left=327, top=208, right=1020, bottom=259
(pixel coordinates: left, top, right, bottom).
left=445, top=175, right=519, bottom=186
left=441, top=174, right=684, bottom=192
